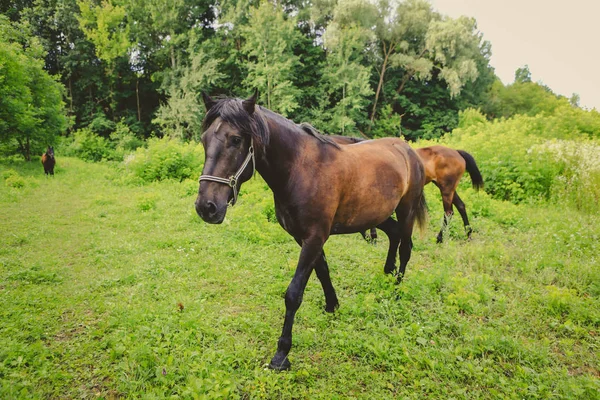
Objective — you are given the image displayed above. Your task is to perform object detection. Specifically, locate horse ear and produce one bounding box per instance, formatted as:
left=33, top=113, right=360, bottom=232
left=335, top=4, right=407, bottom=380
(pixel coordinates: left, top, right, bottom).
left=242, top=89, right=258, bottom=115
left=202, top=92, right=216, bottom=111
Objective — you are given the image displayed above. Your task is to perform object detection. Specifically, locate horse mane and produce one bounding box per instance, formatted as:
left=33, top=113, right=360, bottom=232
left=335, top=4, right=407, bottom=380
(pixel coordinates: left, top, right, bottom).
left=298, top=123, right=341, bottom=149
left=203, top=97, right=270, bottom=151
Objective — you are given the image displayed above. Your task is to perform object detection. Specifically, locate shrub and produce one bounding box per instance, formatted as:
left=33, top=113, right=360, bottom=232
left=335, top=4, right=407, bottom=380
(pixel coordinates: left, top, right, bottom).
left=5, top=174, right=26, bottom=188
left=535, top=139, right=600, bottom=213
left=443, top=115, right=558, bottom=203
left=437, top=110, right=600, bottom=214
left=62, top=122, right=145, bottom=162
left=125, top=137, right=204, bottom=182
left=63, top=128, right=112, bottom=162
left=110, top=121, right=145, bottom=161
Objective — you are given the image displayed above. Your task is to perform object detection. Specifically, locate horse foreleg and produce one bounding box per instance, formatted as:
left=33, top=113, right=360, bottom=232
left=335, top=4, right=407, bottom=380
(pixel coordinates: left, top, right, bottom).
left=452, top=192, right=472, bottom=240
left=294, top=237, right=338, bottom=313
left=269, top=236, right=324, bottom=371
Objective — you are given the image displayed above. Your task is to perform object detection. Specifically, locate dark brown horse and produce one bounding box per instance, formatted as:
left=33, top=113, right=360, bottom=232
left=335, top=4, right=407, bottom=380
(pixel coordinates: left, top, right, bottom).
left=41, top=146, right=55, bottom=176
left=195, top=93, right=427, bottom=371
left=416, top=146, right=483, bottom=243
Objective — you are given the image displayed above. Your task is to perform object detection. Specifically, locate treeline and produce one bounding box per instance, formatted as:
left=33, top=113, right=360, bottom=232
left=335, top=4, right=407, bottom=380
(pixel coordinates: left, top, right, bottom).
left=0, top=0, right=592, bottom=160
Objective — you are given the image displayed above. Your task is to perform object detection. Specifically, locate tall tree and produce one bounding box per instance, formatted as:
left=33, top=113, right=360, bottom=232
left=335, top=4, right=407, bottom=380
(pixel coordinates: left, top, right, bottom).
left=0, top=16, right=67, bottom=160
left=153, top=32, right=225, bottom=140
left=317, top=0, right=376, bottom=134
left=240, top=0, right=302, bottom=116
left=77, top=0, right=131, bottom=118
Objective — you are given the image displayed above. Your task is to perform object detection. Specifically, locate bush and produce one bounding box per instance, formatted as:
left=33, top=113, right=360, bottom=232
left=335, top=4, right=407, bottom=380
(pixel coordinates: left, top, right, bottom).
left=110, top=122, right=145, bottom=161
left=444, top=115, right=558, bottom=203
left=435, top=109, right=600, bottom=214
left=5, top=174, right=26, bottom=188
left=63, top=128, right=112, bottom=162
left=125, top=137, right=204, bottom=182
left=535, top=139, right=600, bottom=213
left=62, top=122, right=144, bottom=162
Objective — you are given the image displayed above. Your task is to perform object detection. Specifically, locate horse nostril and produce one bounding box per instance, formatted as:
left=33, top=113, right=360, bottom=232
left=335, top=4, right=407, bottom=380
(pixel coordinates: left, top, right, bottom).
left=205, top=201, right=217, bottom=216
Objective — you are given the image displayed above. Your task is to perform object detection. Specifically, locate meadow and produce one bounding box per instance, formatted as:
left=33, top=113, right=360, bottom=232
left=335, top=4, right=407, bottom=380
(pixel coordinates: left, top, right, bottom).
left=1, top=152, right=598, bottom=399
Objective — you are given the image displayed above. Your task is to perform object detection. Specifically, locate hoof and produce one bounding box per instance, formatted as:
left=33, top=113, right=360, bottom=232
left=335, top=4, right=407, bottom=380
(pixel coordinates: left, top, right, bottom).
left=269, top=354, right=291, bottom=371
left=325, top=300, right=339, bottom=313
left=384, top=264, right=396, bottom=274
left=436, top=235, right=443, bottom=244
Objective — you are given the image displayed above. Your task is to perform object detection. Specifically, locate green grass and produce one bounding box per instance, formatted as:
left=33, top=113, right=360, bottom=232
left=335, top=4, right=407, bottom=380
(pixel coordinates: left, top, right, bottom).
left=1, top=157, right=598, bottom=399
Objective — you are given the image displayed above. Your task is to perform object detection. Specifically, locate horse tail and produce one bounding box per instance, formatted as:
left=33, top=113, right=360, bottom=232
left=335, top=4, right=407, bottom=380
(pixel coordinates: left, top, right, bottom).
left=414, top=186, right=428, bottom=233
left=457, top=150, right=484, bottom=190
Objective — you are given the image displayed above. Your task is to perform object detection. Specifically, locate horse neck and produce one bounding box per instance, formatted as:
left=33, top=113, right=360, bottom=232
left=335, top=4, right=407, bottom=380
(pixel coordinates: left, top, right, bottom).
left=255, top=113, right=305, bottom=198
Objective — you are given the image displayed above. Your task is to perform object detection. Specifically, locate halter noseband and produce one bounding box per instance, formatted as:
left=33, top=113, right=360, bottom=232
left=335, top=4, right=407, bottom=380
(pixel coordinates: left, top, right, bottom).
left=199, top=139, right=255, bottom=206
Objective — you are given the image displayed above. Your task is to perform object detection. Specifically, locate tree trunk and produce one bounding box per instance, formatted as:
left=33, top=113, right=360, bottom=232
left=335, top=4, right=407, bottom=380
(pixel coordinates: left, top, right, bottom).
left=170, top=32, right=176, bottom=69
left=396, top=73, right=412, bottom=94
left=136, top=78, right=141, bottom=122
left=25, top=135, right=31, bottom=162
left=342, top=84, right=346, bottom=135
left=68, top=77, right=74, bottom=113
left=370, top=42, right=394, bottom=124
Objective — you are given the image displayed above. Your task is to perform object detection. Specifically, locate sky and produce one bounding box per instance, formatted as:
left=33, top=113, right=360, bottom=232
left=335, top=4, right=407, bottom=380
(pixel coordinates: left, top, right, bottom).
left=429, top=0, right=600, bottom=110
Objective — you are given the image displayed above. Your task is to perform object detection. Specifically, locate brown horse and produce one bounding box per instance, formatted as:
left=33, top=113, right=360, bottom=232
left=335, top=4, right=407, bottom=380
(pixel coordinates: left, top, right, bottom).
left=416, top=145, right=483, bottom=243
left=330, top=136, right=483, bottom=243
left=41, top=146, right=55, bottom=176
left=195, top=93, right=427, bottom=371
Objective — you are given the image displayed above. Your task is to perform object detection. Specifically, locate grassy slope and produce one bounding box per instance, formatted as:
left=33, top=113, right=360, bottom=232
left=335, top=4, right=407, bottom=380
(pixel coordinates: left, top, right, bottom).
left=0, top=158, right=598, bottom=399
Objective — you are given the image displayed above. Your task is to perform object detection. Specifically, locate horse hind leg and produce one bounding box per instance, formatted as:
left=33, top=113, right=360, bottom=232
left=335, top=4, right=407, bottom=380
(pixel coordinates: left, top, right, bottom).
left=435, top=183, right=455, bottom=243
left=314, top=251, right=339, bottom=312
left=395, top=207, right=416, bottom=283
left=376, top=217, right=400, bottom=275
left=452, top=192, right=472, bottom=240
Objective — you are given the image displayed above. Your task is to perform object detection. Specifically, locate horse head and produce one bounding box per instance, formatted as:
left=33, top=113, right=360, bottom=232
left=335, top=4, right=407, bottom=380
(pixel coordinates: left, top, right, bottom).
left=195, top=91, right=266, bottom=224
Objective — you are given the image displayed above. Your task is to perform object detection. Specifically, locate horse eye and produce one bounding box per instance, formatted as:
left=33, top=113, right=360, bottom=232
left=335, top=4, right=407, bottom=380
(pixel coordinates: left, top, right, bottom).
left=231, top=136, right=242, bottom=146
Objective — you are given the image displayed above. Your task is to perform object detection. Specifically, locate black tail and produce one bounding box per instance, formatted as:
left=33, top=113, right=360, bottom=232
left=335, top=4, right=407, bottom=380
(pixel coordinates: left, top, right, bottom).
left=457, top=150, right=484, bottom=190
left=414, top=188, right=428, bottom=233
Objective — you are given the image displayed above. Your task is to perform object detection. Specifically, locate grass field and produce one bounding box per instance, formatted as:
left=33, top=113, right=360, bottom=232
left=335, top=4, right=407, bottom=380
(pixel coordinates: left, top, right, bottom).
left=1, top=157, right=598, bottom=399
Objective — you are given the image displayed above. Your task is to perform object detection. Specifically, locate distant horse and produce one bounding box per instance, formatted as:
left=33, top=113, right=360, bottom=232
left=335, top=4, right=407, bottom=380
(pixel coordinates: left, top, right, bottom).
left=195, top=92, right=427, bottom=371
left=416, top=146, right=483, bottom=243
left=330, top=136, right=483, bottom=243
left=41, top=146, right=55, bottom=176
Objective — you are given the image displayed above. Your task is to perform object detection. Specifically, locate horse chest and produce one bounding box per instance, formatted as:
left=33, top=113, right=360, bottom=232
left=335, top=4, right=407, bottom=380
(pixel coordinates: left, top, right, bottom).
left=274, top=203, right=300, bottom=236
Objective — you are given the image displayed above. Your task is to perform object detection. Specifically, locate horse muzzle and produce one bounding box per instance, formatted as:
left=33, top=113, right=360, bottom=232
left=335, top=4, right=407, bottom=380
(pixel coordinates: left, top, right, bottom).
left=195, top=198, right=227, bottom=224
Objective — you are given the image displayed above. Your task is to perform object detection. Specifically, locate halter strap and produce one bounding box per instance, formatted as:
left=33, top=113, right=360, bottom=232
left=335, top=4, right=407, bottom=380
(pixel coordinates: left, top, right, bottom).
left=199, top=140, right=255, bottom=206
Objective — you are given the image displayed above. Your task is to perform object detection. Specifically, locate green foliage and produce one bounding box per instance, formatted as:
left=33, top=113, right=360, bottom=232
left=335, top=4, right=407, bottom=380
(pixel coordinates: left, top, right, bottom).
left=457, top=107, right=487, bottom=128
left=486, top=80, right=568, bottom=119
left=241, top=1, right=302, bottom=116
left=63, top=128, right=113, bottom=162
left=0, top=15, right=67, bottom=160
left=439, top=109, right=600, bottom=214
left=371, top=104, right=402, bottom=138
left=77, top=0, right=131, bottom=65
left=153, top=32, right=225, bottom=141
left=126, top=137, right=204, bottom=182
left=316, top=2, right=375, bottom=134
left=110, top=121, right=145, bottom=159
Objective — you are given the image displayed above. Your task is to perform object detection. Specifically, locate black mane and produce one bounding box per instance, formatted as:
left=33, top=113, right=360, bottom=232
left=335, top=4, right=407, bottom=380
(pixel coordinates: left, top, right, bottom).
left=203, top=97, right=270, bottom=151
left=298, top=123, right=341, bottom=149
